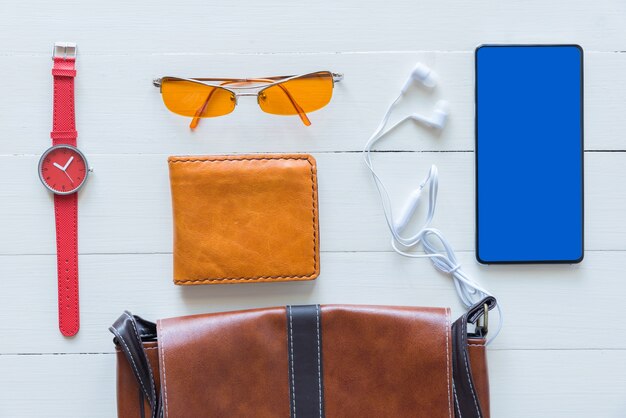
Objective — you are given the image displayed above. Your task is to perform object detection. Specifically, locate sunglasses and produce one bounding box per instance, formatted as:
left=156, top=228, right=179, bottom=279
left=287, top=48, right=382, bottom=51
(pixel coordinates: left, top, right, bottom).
left=153, top=71, right=343, bottom=129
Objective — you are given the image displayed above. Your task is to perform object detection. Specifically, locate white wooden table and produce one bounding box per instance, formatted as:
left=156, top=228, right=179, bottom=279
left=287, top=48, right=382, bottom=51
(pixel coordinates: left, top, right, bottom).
left=1, top=1, right=625, bottom=416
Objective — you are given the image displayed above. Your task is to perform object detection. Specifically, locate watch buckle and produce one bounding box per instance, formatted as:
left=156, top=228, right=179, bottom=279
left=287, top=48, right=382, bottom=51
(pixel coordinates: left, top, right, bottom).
left=52, top=42, right=77, bottom=60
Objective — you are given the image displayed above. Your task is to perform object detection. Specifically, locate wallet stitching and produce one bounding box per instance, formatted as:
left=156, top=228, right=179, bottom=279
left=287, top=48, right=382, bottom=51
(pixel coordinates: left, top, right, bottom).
left=169, top=155, right=319, bottom=283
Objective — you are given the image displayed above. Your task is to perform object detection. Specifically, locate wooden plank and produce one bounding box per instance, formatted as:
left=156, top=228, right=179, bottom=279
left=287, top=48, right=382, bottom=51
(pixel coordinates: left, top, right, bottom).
left=1, top=251, right=625, bottom=353
left=490, top=349, right=626, bottom=418
left=2, top=51, right=626, bottom=155
left=1, top=0, right=625, bottom=54
left=0, top=354, right=115, bottom=417
left=0, top=349, right=623, bottom=417
left=2, top=151, right=624, bottom=255
left=1, top=0, right=623, bottom=415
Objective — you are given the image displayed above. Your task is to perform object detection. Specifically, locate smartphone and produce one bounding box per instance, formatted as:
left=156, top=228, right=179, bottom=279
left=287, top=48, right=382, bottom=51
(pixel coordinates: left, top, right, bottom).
left=475, top=45, right=584, bottom=264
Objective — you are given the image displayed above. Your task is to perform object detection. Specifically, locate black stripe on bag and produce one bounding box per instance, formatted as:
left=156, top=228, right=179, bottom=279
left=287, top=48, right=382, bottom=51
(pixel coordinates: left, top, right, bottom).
left=451, top=297, right=496, bottom=418
left=286, top=305, right=325, bottom=418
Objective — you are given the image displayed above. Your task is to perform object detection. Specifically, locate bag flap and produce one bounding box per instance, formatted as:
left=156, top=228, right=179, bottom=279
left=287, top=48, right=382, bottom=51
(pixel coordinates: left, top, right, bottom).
left=156, top=305, right=453, bottom=418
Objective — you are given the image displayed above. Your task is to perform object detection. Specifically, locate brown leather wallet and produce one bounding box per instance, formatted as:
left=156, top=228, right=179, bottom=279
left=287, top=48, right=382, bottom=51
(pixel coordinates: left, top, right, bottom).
left=168, top=154, right=320, bottom=285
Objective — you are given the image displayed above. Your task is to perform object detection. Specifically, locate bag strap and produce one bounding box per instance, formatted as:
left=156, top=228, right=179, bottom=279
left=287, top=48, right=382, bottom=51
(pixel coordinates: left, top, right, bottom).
left=451, top=296, right=497, bottom=418
left=109, top=311, right=161, bottom=418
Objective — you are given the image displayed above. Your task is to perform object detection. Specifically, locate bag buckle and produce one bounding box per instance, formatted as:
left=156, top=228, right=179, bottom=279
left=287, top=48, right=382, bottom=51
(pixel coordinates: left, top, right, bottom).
left=52, top=42, right=77, bottom=60
left=474, top=303, right=489, bottom=337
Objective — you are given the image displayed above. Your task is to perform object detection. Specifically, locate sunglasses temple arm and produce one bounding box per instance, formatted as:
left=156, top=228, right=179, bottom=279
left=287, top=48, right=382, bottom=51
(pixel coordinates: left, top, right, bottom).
left=275, top=83, right=311, bottom=126
left=190, top=79, right=261, bottom=129
left=190, top=88, right=221, bottom=129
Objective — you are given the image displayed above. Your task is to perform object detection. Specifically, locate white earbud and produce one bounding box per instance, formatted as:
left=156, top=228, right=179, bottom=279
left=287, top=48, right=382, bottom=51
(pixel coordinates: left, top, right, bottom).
left=410, top=100, right=449, bottom=130
left=393, top=165, right=438, bottom=232
left=401, top=63, right=438, bottom=94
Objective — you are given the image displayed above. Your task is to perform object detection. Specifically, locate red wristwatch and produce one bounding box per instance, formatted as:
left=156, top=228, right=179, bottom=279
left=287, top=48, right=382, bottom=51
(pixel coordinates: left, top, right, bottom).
left=38, top=43, right=91, bottom=336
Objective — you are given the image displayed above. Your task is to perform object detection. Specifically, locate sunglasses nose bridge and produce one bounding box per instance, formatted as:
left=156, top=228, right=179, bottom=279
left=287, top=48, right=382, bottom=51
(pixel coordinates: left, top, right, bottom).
left=234, top=91, right=264, bottom=108
left=235, top=92, right=259, bottom=97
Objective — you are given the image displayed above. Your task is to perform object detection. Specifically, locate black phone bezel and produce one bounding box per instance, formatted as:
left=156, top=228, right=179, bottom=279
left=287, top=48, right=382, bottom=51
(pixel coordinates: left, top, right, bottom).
left=474, top=44, right=585, bottom=265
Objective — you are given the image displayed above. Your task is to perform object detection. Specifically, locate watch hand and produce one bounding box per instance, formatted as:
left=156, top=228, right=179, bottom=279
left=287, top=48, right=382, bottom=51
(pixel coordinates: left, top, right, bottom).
left=53, top=162, right=65, bottom=171
left=63, top=156, right=74, bottom=171
left=63, top=170, right=74, bottom=184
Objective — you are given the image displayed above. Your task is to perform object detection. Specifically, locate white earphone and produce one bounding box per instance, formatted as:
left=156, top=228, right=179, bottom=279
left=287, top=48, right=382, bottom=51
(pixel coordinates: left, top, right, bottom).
left=363, top=63, right=502, bottom=342
left=410, top=100, right=449, bottom=130
left=401, top=62, right=438, bottom=92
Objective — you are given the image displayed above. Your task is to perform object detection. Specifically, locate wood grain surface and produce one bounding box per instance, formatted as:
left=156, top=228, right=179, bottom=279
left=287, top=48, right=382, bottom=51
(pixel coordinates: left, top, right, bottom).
left=1, top=0, right=625, bottom=416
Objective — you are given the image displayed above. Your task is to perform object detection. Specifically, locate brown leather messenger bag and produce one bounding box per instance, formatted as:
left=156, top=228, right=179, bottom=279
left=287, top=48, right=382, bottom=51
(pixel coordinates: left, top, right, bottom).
left=110, top=296, right=496, bottom=418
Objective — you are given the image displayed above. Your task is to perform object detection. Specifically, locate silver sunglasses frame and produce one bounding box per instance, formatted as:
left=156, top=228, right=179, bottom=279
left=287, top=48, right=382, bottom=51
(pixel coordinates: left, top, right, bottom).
left=152, top=71, right=344, bottom=104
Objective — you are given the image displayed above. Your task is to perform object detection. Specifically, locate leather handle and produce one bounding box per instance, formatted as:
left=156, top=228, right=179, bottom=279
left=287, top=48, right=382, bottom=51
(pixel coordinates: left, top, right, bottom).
left=451, top=296, right=496, bottom=418
left=110, top=311, right=161, bottom=418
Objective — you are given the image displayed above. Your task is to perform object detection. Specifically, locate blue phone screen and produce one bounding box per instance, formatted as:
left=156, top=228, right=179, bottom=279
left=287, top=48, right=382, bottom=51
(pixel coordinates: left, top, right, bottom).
left=475, top=45, right=583, bottom=263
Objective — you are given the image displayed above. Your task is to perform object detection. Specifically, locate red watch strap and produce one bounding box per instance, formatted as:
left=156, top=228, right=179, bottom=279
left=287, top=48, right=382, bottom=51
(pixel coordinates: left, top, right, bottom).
left=52, top=53, right=80, bottom=336
left=52, top=57, right=77, bottom=147
left=54, top=193, right=79, bottom=336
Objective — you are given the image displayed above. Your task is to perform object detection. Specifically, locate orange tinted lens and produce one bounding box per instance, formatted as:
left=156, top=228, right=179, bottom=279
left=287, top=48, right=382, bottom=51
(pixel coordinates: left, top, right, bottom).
left=258, top=71, right=333, bottom=116
left=161, top=79, right=235, bottom=118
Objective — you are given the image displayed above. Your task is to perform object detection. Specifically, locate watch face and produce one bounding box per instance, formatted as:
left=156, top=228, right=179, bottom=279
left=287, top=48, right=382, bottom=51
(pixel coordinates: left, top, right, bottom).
left=38, top=145, right=89, bottom=195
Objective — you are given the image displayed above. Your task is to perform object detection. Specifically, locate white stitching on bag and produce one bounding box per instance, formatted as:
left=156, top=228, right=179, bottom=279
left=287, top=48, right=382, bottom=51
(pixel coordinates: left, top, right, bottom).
left=288, top=306, right=297, bottom=418
left=316, top=305, right=322, bottom=418
left=123, top=312, right=156, bottom=405
left=158, top=320, right=169, bottom=418
left=452, top=381, right=463, bottom=418
left=445, top=308, right=452, bottom=418
left=462, top=338, right=482, bottom=417
left=111, top=327, right=151, bottom=406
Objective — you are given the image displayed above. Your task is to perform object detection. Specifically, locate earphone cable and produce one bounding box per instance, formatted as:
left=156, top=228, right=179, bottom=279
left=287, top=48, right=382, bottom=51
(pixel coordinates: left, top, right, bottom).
left=363, top=91, right=503, bottom=343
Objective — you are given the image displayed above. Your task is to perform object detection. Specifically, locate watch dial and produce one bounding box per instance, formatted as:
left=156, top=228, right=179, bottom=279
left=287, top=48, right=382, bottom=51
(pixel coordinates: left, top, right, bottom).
left=40, top=146, right=88, bottom=194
